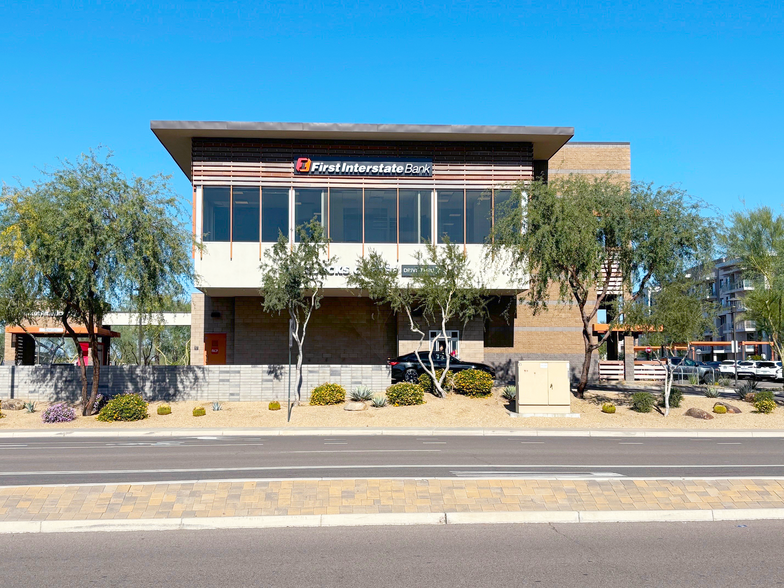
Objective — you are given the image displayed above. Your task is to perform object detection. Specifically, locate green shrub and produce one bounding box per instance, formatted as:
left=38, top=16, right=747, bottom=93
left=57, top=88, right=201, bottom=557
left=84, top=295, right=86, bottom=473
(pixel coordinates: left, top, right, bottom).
left=718, top=377, right=731, bottom=388
left=713, top=404, right=727, bottom=414
left=96, top=394, right=148, bottom=422
left=452, top=369, right=494, bottom=397
left=269, top=400, right=281, bottom=411
left=704, top=386, right=721, bottom=398
left=631, top=392, right=655, bottom=413
left=0, top=409, right=4, bottom=419
left=737, top=381, right=758, bottom=401
left=386, top=383, right=425, bottom=406
left=371, top=395, right=387, bottom=408
left=755, top=399, right=776, bottom=414
left=418, top=369, right=454, bottom=395
left=157, top=405, right=171, bottom=415
left=501, top=385, right=517, bottom=401
left=659, top=387, right=684, bottom=408
left=601, top=403, right=616, bottom=414
left=193, top=406, right=206, bottom=417
left=755, top=390, right=775, bottom=404
left=309, top=383, right=346, bottom=406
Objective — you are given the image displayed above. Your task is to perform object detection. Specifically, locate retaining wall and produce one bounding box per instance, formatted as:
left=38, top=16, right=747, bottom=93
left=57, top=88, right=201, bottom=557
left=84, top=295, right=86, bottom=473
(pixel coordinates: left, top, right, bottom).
left=0, top=364, right=391, bottom=403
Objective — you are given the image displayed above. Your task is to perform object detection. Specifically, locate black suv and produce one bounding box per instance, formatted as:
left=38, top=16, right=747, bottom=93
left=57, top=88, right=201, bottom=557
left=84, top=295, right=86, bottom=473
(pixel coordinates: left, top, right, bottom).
left=388, top=352, right=496, bottom=383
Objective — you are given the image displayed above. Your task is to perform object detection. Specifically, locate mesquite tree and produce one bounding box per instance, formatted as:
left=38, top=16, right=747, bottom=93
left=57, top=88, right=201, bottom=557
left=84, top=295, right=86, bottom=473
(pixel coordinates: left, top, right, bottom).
left=348, top=240, right=486, bottom=398
left=724, top=207, right=784, bottom=362
left=624, top=277, right=716, bottom=416
left=490, top=175, right=716, bottom=398
left=0, top=149, right=196, bottom=414
left=260, top=219, right=334, bottom=404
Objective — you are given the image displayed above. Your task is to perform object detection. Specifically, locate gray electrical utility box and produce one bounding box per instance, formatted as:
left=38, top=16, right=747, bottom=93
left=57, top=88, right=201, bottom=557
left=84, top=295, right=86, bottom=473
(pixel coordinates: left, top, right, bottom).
left=515, top=361, right=571, bottom=414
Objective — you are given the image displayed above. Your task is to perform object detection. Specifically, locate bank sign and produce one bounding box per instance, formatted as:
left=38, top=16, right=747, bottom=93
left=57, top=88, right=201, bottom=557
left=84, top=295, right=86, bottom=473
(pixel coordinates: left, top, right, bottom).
left=295, top=157, right=433, bottom=177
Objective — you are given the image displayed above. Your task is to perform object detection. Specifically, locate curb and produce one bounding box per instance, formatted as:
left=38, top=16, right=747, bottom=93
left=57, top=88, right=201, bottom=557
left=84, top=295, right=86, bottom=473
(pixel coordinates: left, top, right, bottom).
left=2, top=509, right=783, bottom=534
left=3, top=428, right=784, bottom=439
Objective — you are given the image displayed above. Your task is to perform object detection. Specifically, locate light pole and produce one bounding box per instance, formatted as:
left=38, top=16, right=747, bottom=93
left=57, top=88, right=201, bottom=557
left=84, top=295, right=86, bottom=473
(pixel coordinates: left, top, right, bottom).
left=730, top=298, right=738, bottom=387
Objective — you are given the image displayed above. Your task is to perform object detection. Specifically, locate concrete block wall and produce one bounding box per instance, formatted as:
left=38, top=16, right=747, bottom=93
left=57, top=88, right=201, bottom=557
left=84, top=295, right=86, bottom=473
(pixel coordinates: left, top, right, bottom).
left=0, top=364, right=392, bottom=404
left=549, top=143, right=631, bottom=179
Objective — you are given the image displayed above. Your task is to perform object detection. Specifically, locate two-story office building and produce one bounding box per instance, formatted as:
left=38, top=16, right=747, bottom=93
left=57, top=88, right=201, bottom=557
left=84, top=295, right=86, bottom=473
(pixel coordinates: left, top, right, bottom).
left=152, top=121, right=630, bottom=380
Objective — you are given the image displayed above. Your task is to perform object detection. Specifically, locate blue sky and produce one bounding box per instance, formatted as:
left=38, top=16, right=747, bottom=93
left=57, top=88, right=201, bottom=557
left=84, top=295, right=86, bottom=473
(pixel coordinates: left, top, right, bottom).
left=1, top=1, right=782, bottom=216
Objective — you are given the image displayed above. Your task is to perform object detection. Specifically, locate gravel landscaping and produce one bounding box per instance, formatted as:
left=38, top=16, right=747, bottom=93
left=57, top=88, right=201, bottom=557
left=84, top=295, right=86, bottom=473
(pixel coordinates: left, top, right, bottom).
left=2, top=387, right=784, bottom=430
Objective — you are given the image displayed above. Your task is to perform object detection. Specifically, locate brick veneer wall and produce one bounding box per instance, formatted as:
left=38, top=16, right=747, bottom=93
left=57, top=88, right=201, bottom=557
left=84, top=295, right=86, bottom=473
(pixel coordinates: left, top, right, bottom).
left=549, top=143, right=631, bottom=179
left=396, top=315, right=485, bottom=363
left=0, top=364, right=391, bottom=403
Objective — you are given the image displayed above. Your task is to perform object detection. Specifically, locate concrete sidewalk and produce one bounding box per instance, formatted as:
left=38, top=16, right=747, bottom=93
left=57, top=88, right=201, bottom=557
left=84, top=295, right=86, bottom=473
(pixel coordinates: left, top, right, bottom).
left=2, top=477, right=784, bottom=533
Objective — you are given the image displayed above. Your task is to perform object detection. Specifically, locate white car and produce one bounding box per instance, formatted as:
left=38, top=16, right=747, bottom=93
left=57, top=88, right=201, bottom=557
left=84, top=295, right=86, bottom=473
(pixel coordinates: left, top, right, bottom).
left=755, top=361, right=779, bottom=380
left=776, top=361, right=783, bottom=381
left=719, top=360, right=737, bottom=376
left=736, top=360, right=758, bottom=379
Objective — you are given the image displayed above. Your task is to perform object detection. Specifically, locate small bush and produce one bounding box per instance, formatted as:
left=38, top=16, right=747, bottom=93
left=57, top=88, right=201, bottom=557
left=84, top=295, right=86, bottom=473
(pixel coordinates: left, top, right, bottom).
left=309, top=383, right=346, bottom=406
left=96, top=394, right=148, bottom=422
left=713, top=404, right=727, bottom=414
left=755, top=399, right=776, bottom=414
left=501, top=385, right=517, bottom=401
left=0, top=409, right=4, bottom=419
left=601, top=403, right=616, bottom=414
left=687, top=373, right=699, bottom=386
left=193, top=406, right=206, bottom=417
left=631, top=392, right=655, bottom=413
left=737, top=381, right=758, bottom=401
left=659, top=387, right=684, bottom=408
left=269, top=400, right=281, bottom=411
left=452, top=369, right=494, bottom=397
left=42, top=403, right=76, bottom=423
left=157, top=405, right=172, bottom=415
left=386, top=383, right=425, bottom=406
left=718, top=377, right=731, bottom=388
left=350, top=385, right=373, bottom=402
left=704, top=386, right=721, bottom=398
left=755, top=390, right=775, bottom=404
left=371, top=395, right=387, bottom=408
left=418, top=370, right=454, bottom=395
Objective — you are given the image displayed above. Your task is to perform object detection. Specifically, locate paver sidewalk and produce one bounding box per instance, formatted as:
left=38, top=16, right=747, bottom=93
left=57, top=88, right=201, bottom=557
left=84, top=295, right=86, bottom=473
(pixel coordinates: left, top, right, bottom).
left=2, top=478, right=784, bottom=522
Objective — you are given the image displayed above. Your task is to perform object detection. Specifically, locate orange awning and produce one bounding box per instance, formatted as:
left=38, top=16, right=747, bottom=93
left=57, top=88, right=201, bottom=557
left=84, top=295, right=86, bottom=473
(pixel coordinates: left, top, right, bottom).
left=5, top=325, right=120, bottom=338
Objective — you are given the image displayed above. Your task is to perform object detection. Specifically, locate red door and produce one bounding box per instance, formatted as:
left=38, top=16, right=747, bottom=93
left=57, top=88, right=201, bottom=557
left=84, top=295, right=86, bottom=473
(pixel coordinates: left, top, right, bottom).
left=205, top=333, right=227, bottom=365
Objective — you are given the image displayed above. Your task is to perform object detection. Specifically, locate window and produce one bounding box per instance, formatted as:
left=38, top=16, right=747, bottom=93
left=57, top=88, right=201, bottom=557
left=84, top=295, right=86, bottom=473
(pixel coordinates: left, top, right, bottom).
left=484, top=296, right=515, bottom=347
left=493, top=189, right=513, bottom=225
left=399, top=189, right=431, bottom=244
left=262, top=188, right=289, bottom=242
left=466, top=189, right=492, bottom=244
left=203, top=187, right=230, bottom=242
left=231, top=187, right=260, bottom=242
left=437, top=190, right=464, bottom=244
left=295, top=188, right=326, bottom=241
left=364, top=189, right=397, bottom=243
left=429, top=330, right=459, bottom=356
left=329, top=188, right=362, bottom=243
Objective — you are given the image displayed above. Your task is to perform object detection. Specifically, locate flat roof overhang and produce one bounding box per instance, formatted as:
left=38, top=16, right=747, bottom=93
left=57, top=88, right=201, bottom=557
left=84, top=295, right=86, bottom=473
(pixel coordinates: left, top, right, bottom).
left=151, top=121, right=575, bottom=181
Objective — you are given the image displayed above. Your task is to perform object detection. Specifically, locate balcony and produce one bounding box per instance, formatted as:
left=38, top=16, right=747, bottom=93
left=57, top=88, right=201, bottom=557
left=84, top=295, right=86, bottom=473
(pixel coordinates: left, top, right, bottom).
left=722, top=279, right=754, bottom=294
left=734, top=320, right=757, bottom=332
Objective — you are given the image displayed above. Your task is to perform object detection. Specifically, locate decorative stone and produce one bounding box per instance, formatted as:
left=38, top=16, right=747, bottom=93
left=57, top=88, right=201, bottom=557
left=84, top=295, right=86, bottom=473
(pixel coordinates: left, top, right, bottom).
left=343, top=401, right=367, bottom=412
left=714, top=402, right=742, bottom=414
left=1, top=399, right=26, bottom=410
left=684, top=407, right=714, bottom=420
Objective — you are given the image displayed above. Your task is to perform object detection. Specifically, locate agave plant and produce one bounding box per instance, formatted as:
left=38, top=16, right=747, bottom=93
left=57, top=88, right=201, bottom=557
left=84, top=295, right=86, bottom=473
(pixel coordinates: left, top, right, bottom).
left=371, top=395, right=387, bottom=408
left=212, top=401, right=223, bottom=411
left=24, top=401, right=36, bottom=413
left=501, top=386, right=517, bottom=401
left=351, top=385, right=374, bottom=402
left=704, top=386, right=721, bottom=398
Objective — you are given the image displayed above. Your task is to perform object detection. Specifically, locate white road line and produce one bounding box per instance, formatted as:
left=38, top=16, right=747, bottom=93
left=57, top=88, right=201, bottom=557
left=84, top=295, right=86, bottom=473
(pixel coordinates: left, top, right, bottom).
left=718, top=443, right=742, bottom=445
left=422, top=442, right=446, bottom=444
left=520, top=442, right=544, bottom=444
left=2, top=463, right=784, bottom=477
left=324, top=442, right=347, bottom=445
left=619, top=443, right=643, bottom=445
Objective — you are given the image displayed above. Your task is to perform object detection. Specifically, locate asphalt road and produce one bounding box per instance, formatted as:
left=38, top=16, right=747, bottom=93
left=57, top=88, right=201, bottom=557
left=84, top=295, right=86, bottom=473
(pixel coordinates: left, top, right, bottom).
left=1, top=435, right=784, bottom=485
left=2, top=521, right=783, bottom=587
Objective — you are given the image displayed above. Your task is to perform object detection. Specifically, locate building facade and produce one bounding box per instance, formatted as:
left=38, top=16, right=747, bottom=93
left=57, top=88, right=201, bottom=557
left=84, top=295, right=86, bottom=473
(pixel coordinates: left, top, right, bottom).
left=152, top=122, right=630, bottom=381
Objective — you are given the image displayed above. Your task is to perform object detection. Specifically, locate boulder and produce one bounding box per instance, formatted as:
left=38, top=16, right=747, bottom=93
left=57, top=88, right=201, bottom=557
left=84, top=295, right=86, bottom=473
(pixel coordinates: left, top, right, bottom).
left=713, top=402, right=742, bottom=414
left=684, top=407, right=714, bottom=420
left=343, top=401, right=367, bottom=412
left=1, top=399, right=26, bottom=410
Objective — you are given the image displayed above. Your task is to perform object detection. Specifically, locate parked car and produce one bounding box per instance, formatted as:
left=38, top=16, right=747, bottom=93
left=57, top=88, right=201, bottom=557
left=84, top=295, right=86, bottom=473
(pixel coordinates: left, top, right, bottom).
left=736, top=360, right=758, bottom=379
left=719, top=360, right=738, bottom=376
left=777, top=361, right=783, bottom=381
left=388, top=352, right=496, bottom=383
left=755, top=361, right=779, bottom=380
left=669, top=357, right=716, bottom=384
left=702, top=361, right=722, bottom=370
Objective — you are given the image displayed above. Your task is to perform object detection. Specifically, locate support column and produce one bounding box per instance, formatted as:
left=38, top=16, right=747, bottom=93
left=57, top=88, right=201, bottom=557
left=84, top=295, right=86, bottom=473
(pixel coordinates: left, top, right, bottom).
left=623, top=335, right=635, bottom=382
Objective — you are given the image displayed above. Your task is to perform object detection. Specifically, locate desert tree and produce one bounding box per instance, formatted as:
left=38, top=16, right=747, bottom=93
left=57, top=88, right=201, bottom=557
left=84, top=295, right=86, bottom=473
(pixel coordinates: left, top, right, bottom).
left=259, top=219, right=334, bottom=404
left=0, top=149, right=197, bottom=414
left=490, top=175, right=716, bottom=397
left=348, top=240, right=486, bottom=398
left=723, top=206, right=784, bottom=362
